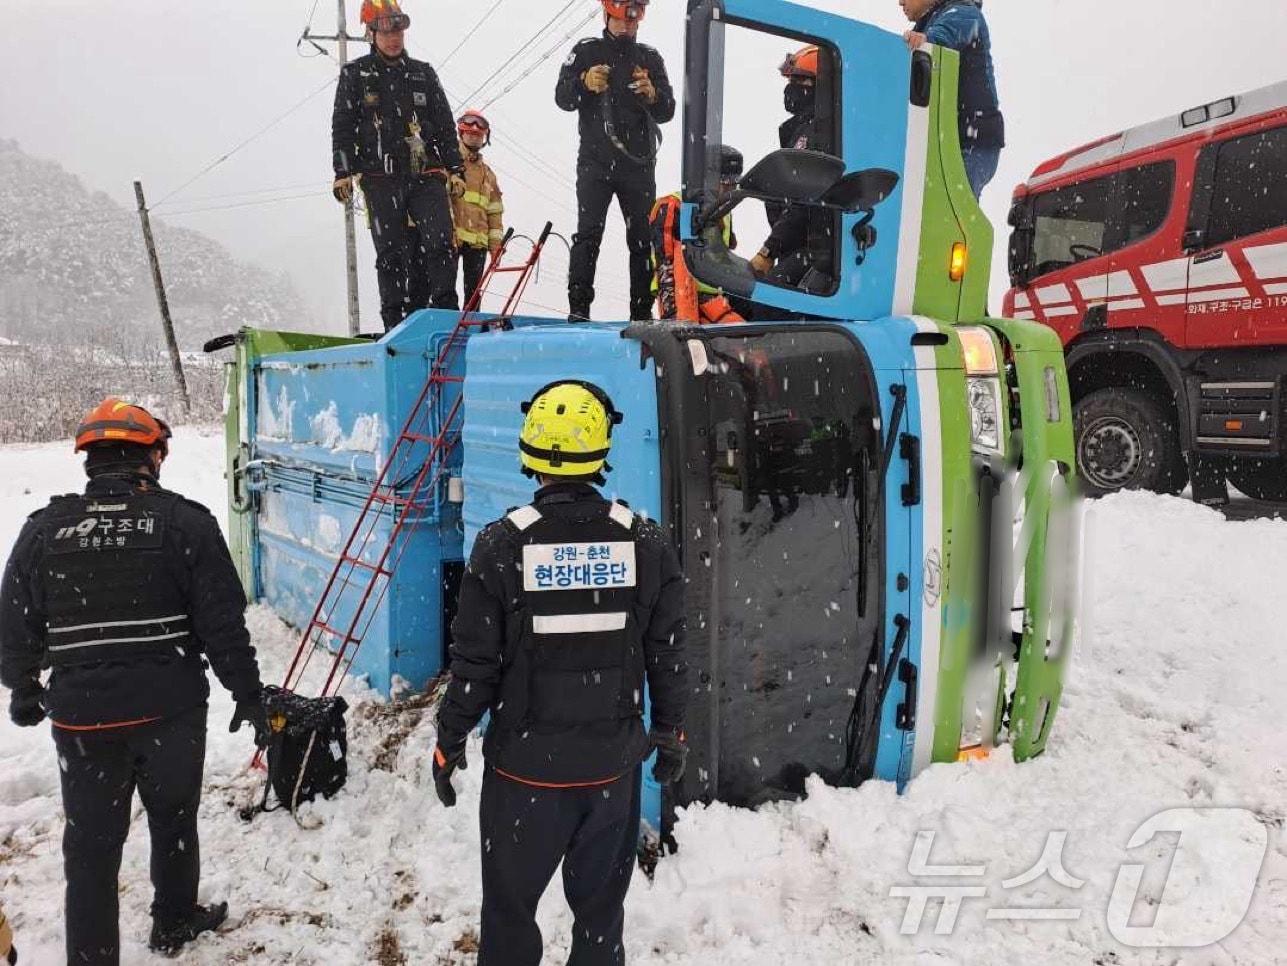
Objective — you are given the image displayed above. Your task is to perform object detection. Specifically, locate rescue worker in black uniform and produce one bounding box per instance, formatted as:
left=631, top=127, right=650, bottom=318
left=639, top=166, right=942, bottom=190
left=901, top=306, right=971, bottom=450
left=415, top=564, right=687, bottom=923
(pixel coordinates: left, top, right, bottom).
left=556, top=0, right=675, bottom=322
left=0, top=399, right=268, bottom=964
left=749, top=45, right=838, bottom=293
left=433, top=380, right=688, bottom=966
left=332, top=0, right=465, bottom=329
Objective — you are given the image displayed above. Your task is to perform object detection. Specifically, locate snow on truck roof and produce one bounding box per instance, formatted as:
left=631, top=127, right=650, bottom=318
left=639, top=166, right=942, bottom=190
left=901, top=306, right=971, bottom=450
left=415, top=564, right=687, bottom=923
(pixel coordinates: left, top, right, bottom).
left=1023, top=78, right=1287, bottom=189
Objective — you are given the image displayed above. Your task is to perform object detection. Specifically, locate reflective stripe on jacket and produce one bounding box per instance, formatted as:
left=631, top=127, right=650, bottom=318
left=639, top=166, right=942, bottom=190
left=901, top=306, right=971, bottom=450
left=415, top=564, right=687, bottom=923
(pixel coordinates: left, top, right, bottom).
left=650, top=192, right=732, bottom=296
left=451, top=142, right=504, bottom=250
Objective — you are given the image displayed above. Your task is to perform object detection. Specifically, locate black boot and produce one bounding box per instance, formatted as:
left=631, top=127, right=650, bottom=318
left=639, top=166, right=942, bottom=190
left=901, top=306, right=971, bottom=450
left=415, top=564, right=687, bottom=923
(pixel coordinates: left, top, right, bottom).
left=149, top=902, right=228, bottom=956
left=630, top=298, right=654, bottom=322
left=568, top=301, right=592, bottom=322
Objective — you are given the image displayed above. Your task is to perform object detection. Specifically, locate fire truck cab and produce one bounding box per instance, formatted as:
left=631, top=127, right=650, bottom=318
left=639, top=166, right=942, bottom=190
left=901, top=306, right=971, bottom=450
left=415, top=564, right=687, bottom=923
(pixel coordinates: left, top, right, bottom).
left=1005, top=81, right=1287, bottom=501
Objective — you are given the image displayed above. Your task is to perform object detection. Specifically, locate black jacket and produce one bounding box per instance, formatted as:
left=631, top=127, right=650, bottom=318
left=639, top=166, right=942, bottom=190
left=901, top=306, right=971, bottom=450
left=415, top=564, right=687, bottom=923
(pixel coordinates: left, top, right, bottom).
left=437, top=482, right=687, bottom=783
left=555, top=31, right=675, bottom=167
left=0, top=474, right=262, bottom=727
left=915, top=0, right=1004, bottom=149
left=332, top=50, right=463, bottom=178
left=763, top=113, right=836, bottom=271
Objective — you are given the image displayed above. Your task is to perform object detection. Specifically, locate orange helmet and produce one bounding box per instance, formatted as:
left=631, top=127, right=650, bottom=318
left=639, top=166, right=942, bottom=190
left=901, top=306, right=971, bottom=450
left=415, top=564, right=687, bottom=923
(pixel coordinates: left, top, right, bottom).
left=602, top=0, right=648, bottom=21
left=779, top=44, right=820, bottom=79
left=457, top=109, right=491, bottom=143
left=361, top=0, right=410, bottom=32
left=75, top=398, right=172, bottom=455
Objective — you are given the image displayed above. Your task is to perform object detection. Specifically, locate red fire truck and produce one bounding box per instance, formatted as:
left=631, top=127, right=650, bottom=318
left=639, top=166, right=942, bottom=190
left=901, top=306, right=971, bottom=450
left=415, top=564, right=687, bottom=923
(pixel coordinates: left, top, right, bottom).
left=1004, top=81, right=1287, bottom=501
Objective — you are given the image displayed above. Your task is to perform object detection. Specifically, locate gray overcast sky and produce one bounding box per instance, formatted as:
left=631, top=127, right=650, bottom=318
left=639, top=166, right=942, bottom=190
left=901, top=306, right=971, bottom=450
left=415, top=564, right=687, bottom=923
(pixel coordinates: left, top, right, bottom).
left=3, top=0, right=1286, bottom=333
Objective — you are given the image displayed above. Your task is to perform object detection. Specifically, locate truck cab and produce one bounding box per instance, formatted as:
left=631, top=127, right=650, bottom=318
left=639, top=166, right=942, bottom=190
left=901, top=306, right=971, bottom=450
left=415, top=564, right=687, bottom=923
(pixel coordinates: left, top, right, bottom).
left=1005, top=81, right=1287, bottom=500
left=219, top=0, right=1079, bottom=833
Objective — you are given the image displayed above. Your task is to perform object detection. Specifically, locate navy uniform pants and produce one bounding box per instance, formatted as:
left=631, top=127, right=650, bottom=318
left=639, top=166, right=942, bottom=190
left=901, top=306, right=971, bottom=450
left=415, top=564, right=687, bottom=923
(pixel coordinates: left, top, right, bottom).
left=53, top=706, right=207, bottom=966
left=363, top=173, right=459, bottom=329
left=54, top=704, right=205, bottom=962
left=478, top=765, right=641, bottom=966
left=568, top=156, right=656, bottom=320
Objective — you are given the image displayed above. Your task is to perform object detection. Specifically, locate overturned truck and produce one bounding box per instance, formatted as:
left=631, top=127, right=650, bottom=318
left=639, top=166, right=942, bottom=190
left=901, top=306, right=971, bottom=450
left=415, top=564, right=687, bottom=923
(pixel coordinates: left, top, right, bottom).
left=215, top=0, right=1079, bottom=831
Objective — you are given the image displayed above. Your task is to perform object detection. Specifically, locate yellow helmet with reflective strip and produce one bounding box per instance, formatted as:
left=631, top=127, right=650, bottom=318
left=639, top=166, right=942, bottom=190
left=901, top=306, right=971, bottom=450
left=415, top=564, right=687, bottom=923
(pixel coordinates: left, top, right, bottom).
left=519, top=380, right=623, bottom=481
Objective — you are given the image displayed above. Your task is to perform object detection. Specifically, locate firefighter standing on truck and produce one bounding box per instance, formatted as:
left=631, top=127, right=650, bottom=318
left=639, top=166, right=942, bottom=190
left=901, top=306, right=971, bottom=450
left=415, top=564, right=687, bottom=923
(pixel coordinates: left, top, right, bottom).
left=332, top=0, right=465, bottom=329
left=433, top=381, right=688, bottom=966
left=0, top=400, right=269, bottom=964
left=651, top=145, right=746, bottom=324
left=451, top=109, right=505, bottom=308
left=556, top=0, right=675, bottom=322
left=749, top=45, right=839, bottom=292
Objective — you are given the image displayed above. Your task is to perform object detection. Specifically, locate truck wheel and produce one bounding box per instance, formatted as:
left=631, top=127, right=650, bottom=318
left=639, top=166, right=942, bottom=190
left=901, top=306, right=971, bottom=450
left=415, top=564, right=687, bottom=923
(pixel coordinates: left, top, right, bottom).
left=1228, top=458, right=1287, bottom=503
left=1074, top=388, right=1186, bottom=498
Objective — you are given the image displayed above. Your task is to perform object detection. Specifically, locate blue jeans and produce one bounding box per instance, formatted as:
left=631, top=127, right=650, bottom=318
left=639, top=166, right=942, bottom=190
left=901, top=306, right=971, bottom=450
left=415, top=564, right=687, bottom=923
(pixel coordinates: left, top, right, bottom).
left=962, top=144, right=1002, bottom=200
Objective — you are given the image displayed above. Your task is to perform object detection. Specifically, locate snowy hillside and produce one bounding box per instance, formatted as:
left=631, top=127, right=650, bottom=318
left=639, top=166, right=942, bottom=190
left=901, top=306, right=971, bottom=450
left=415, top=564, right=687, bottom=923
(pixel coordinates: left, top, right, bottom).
left=0, top=140, right=303, bottom=350
left=1, top=431, right=1284, bottom=964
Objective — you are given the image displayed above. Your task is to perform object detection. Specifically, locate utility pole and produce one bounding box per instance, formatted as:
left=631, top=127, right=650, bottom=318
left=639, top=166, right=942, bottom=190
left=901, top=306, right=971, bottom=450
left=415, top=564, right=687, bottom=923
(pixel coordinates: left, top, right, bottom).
left=133, top=180, right=191, bottom=415
left=304, top=1, right=365, bottom=335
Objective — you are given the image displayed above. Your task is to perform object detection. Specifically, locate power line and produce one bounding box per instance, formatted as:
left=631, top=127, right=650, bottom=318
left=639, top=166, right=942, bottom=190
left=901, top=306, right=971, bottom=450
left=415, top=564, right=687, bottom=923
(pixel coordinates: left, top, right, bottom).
left=151, top=76, right=337, bottom=208
left=469, top=0, right=590, bottom=111
left=151, top=180, right=325, bottom=210
left=160, top=191, right=331, bottom=218
left=437, top=0, right=509, bottom=71
left=454, top=0, right=584, bottom=109
left=477, top=9, right=599, bottom=113
left=30, top=189, right=334, bottom=234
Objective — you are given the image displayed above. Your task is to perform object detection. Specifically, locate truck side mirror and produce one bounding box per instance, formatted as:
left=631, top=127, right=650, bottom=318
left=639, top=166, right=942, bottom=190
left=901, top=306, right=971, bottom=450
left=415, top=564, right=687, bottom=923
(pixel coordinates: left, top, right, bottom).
left=1008, top=228, right=1034, bottom=289
left=820, top=169, right=901, bottom=213
left=910, top=50, right=932, bottom=107
left=738, top=149, right=847, bottom=205
left=1007, top=198, right=1035, bottom=288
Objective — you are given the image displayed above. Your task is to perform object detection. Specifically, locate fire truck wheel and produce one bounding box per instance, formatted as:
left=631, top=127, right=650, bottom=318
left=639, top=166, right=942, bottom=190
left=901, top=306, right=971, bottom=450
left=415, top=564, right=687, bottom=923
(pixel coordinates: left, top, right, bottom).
left=1074, top=388, right=1186, bottom=498
left=1227, top=458, right=1287, bottom=503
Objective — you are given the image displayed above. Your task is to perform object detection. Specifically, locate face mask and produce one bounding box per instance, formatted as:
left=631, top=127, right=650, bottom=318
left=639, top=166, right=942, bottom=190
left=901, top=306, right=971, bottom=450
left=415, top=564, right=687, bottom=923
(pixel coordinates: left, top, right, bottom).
left=783, top=82, right=815, bottom=116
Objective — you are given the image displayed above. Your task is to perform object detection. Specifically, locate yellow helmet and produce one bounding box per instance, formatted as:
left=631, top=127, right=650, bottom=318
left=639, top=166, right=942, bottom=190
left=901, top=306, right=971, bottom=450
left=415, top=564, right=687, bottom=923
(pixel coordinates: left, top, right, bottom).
left=519, top=380, right=622, bottom=481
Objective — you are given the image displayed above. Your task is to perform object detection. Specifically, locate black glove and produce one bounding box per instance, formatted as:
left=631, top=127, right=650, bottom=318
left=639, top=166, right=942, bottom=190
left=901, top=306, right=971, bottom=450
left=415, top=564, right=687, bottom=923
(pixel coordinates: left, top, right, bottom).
left=650, top=729, right=688, bottom=785
left=9, top=687, right=45, bottom=728
left=229, top=693, right=271, bottom=748
left=432, top=743, right=467, bottom=808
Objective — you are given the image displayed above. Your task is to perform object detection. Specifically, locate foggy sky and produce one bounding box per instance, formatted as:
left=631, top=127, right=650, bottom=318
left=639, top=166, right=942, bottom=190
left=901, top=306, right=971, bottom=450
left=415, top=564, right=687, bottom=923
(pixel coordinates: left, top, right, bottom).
left=3, top=0, right=1285, bottom=333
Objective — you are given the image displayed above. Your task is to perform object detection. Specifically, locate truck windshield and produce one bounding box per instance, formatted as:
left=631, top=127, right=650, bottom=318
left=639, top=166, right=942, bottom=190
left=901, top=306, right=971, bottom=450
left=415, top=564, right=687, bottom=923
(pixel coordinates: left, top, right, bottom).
left=1028, top=161, right=1174, bottom=278
left=698, top=328, right=879, bottom=805
left=695, top=16, right=842, bottom=296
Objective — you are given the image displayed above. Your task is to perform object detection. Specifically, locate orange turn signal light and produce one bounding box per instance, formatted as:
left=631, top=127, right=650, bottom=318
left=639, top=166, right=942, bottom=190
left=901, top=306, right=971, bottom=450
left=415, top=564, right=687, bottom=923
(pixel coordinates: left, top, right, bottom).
left=949, top=242, right=968, bottom=281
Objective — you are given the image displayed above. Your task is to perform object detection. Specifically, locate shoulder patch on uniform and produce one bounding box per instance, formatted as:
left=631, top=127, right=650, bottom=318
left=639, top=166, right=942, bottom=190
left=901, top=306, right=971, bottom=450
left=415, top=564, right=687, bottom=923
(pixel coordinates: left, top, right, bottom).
left=608, top=502, right=635, bottom=530
left=506, top=505, right=542, bottom=531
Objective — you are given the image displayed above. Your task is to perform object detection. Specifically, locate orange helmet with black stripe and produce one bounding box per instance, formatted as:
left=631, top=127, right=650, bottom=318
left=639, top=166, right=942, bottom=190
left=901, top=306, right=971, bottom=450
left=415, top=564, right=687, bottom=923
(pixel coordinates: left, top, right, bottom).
left=75, top=398, right=172, bottom=455
left=602, top=0, right=648, bottom=22
left=361, top=0, right=410, bottom=33
left=779, top=44, right=820, bottom=79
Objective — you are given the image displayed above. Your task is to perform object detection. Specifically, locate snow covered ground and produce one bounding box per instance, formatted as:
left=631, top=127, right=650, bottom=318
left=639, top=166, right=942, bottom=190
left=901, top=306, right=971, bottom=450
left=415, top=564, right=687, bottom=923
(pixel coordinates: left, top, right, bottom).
left=1, top=428, right=1284, bottom=965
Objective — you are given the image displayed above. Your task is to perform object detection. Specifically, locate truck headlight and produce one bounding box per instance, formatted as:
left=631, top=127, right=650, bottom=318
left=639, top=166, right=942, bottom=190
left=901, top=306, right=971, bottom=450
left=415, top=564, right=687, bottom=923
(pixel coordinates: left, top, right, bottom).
left=958, top=326, right=1004, bottom=454
left=968, top=377, right=1003, bottom=453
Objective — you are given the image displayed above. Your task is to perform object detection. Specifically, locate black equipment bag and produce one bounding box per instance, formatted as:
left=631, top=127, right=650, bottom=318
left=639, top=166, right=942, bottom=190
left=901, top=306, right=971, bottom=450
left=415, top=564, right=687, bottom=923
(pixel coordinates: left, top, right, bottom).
left=243, top=686, right=349, bottom=822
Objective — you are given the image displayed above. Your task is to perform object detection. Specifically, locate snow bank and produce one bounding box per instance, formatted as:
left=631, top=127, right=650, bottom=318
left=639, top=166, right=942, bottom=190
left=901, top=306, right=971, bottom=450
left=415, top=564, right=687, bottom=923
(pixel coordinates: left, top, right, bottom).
left=1, top=433, right=1283, bottom=964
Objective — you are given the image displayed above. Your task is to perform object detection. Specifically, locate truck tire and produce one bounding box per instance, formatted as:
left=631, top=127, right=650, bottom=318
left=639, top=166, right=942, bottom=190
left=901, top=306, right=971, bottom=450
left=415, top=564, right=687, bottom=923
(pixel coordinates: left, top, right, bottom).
left=1074, top=388, right=1186, bottom=498
left=1227, top=458, right=1287, bottom=503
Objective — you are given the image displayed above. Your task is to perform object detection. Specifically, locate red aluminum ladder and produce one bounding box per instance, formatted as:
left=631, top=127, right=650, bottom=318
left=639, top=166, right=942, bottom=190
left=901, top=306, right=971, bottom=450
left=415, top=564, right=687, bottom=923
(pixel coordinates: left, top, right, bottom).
left=276, top=222, right=555, bottom=702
